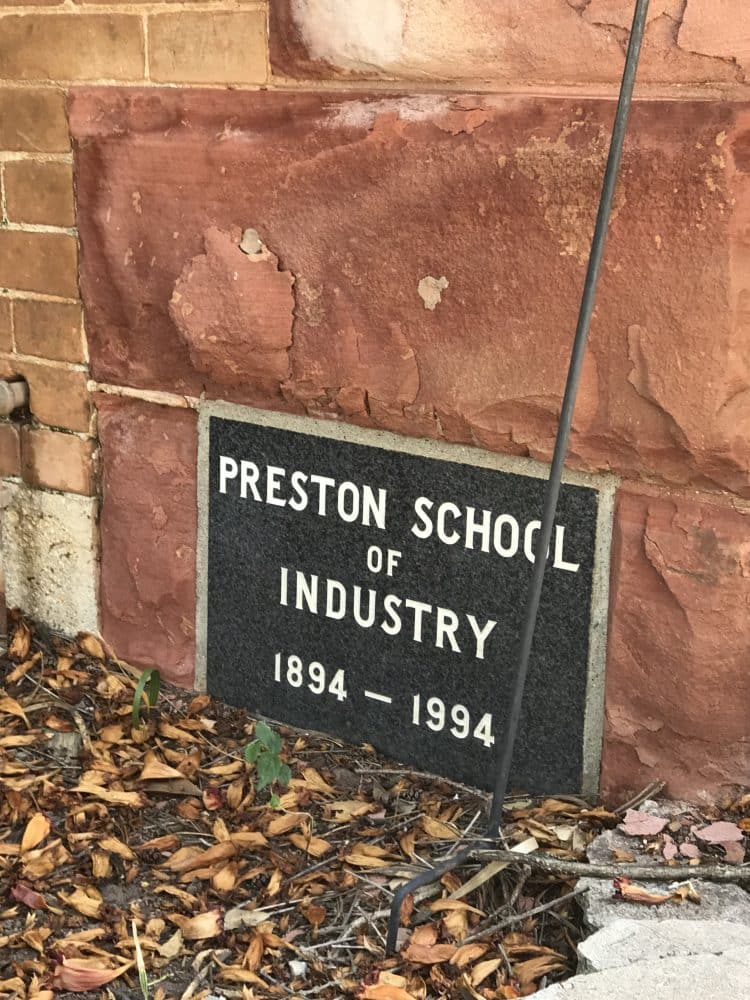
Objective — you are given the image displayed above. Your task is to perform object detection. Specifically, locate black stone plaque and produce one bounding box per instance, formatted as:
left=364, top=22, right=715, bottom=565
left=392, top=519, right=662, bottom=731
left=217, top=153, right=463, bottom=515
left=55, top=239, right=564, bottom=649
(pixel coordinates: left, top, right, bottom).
left=202, top=411, right=602, bottom=793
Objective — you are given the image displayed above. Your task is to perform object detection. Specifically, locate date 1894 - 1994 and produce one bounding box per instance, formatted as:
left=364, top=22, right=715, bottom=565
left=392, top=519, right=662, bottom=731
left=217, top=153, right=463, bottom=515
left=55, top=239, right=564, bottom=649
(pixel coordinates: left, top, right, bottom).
left=273, top=652, right=495, bottom=749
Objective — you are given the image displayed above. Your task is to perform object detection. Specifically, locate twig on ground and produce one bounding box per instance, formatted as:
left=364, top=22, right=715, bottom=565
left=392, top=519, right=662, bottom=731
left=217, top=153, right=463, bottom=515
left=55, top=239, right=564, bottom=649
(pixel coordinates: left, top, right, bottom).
left=615, top=781, right=665, bottom=815
left=463, top=886, right=589, bottom=944
left=474, top=849, right=750, bottom=885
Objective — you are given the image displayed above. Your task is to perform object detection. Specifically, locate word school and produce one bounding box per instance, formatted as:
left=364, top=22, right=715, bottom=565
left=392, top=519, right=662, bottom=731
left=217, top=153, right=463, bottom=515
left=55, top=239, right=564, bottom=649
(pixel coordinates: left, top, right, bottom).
left=218, top=456, right=580, bottom=572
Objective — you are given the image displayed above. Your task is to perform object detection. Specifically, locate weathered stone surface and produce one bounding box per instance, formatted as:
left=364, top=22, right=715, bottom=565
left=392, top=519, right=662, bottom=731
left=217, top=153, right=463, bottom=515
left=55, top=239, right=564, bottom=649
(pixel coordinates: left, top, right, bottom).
left=580, top=877, right=750, bottom=931
left=578, top=918, right=750, bottom=973
left=1, top=484, right=98, bottom=634
left=96, top=395, right=197, bottom=686
left=71, top=90, right=750, bottom=497
left=169, top=227, right=294, bottom=391
left=601, top=488, right=750, bottom=801
left=270, top=0, right=747, bottom=88
left=535, top=948, right=750, bottom=1000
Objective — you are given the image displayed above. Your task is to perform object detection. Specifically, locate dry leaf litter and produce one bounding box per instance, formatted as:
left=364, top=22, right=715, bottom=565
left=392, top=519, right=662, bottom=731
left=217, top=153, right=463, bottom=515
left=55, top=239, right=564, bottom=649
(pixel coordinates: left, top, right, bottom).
left=0, top=613, right=747, bottom=1000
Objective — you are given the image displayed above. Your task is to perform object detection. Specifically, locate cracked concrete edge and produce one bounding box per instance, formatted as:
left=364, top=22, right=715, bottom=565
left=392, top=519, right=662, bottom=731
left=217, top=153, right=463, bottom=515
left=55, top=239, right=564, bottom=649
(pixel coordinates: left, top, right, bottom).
left=195, top=400, right=617, bottom=793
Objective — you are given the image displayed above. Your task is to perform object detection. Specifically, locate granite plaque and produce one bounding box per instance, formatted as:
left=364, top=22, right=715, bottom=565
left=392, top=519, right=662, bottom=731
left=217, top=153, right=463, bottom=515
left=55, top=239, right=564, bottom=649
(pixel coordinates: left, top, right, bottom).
left=198, top=405, right=611, bottom=794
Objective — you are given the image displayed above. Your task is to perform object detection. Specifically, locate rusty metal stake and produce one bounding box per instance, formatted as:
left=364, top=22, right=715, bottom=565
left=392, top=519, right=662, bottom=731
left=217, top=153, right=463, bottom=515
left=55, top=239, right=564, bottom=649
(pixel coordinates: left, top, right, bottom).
left=386, top=0, right=651, bottom=956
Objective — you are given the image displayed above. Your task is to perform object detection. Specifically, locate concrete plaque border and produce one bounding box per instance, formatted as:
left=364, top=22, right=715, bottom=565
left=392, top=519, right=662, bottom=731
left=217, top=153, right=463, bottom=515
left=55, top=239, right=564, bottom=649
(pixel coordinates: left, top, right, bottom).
left=196, top=400, right=616, bottom=796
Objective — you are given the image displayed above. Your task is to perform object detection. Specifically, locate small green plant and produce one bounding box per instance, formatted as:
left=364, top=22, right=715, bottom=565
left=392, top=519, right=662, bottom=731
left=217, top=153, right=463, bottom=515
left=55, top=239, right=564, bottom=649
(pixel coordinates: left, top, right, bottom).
left=244, top=720, right=291, bottom=803
left=131, top=667, right=161, bottom=728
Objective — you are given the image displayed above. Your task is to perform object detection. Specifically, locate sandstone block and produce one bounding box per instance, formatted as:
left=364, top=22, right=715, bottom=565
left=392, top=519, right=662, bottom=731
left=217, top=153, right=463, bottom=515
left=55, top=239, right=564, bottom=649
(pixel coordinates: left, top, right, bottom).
left=13, top=299, right=84, bottom=363
left=0, top=15, right=144, bottom=82
left=0, top=230, right=78, bottom=298
left=11, top=360, right=91, bottom=433
left=577, top=919, right=750, bottom=974
left=270, top=0, right=747, bottom=88
left=4, top=160, right=75, bottom=227
left=601, top=488, right=750, bottom=802
left=96, top=395, right=197, bottom=686
left=71, top=89, right=750, bottom=496
left=148, top=12, right=267, bottom=84
left=21, top=427, right=95, bottom=495
left=169, top=227, right=294, bottom=392
left=0, top=423, right=21, bottom=477
left=0, top=299, right=11, bottom=353
left=0, top=88, right=69, bottom=152
left=0, top=483, right=98, bottom=634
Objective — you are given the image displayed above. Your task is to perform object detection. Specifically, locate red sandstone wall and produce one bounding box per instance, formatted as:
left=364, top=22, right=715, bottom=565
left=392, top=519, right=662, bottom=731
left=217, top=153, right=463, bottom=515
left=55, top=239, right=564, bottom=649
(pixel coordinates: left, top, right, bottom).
left=2, top=0, right=749, bottom=801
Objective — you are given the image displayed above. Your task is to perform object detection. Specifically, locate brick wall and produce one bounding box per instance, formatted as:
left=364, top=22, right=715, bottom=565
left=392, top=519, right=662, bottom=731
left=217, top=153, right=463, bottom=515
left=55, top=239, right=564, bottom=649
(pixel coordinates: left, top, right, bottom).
left=0, top=0, right=268, bottom=499
left=1, top=0, right=749, bottom=800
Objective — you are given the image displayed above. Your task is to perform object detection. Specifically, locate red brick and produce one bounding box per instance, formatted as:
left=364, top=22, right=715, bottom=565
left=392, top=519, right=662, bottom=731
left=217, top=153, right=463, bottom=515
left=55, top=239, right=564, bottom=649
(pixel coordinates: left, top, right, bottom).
left=13, top=299, right=84, bottom=363
left=4, top=160, right=75, bottom=227
left=0, top=423, right=21, bottom=477
left=96, top=395, right=197, bottom=685
left=0, top=88, right=69, bottom=152
left=0, top=299, right=12, bottom=353
left=601, top=487, right=750, bottom=803
left=0, top=230, right=78, bottom=298
left=12, top=359, right=90, bottom=432
left=20, top=426, right=95, bottom=494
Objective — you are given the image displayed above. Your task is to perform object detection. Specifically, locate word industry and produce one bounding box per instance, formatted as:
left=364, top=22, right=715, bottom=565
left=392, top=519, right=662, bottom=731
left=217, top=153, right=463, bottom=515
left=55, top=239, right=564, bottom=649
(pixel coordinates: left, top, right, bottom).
left=201, top=409, right=603, bottom=793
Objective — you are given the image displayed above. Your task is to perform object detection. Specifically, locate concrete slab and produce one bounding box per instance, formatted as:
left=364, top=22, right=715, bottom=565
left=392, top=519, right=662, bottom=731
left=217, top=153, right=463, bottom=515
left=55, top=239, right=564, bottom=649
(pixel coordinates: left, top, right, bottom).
left=578, top=918, right=750, bottom=973
left=536, top=948, right=750, bottom=999
left=580, top=877, right=750, bottom=932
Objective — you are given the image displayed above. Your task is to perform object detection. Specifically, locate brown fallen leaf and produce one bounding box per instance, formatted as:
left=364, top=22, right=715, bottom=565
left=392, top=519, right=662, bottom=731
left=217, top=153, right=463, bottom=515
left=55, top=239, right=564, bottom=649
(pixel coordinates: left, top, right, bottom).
left=402, top=923, right=457, bottom=965
left=302, top=903, right=326, bottom=929
left=77, top=632, right=106, bottom=660
left=360, top=985, right=418, bottom=1000
left=327, top=800, right=375, bottom=822
left=21, top=813, right=51, bottom=853
left=614, top=877, right=701, bottom=906
left=60, top=886, right=104, bottom=919
left=230, top=831, right=268, bottom=849
left=344, top=844, right=397, bottom=868
left=470, top=957, right=503, bottom=987
left=98, top=836, right=136, bottom=861
left=513, top=953, right=567, bottom=986
left=0, top=693, right=30, bottom=727
left=8, top=619, right=31, bottom=660
left=422, top=816, right=460, bottom=840
left=291, top=768, right=335, bottom=796
left=168, top=908, right=224, bottom=940
left=428, top=899, right=484, bottom=917
left=135, top=834, right=181, bottom=853
left=52, top=957, right=133, bottom=992
left=266, top=812, right=307, bottom=837
left=11, top=883, right=48, bottom=910
left=162, top=841, right=236, bottom=873
left=139, top=754, right=186, bottom=782
left=158, top=928, right=183, bottom=959
left=451, top=942, right=490, bottom=968
left=72, top=782, right=145, bottom=808
left=6, top=652, right=41, bottom=684
left=288, top=832, right=333, bottom=857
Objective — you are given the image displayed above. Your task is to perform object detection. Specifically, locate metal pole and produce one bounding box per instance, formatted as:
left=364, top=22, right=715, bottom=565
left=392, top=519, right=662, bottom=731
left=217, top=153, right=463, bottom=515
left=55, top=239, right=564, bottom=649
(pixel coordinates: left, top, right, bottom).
left=386, top=0, right=650, bottom=955
left=486, top=0, right=650, bottom=834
